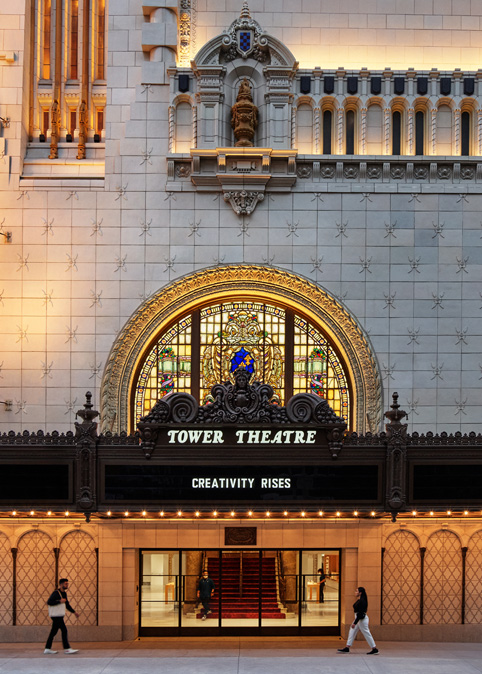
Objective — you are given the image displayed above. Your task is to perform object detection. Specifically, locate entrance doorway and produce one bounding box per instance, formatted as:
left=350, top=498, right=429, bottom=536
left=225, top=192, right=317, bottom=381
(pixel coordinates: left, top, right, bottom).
left=140, top=548, right=340, bottom=636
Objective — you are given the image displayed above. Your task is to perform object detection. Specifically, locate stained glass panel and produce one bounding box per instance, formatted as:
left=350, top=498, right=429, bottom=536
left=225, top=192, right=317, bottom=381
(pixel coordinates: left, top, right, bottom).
left=294, top=315, right=349, bottom=423
left=200, top=302, right=285, bottom=403
left=134, top=301, right=350, bottom=426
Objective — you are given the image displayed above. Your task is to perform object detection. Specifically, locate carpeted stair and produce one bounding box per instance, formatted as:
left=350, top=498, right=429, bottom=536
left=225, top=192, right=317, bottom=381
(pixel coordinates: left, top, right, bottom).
left=197, top=556, right=286, bottom=619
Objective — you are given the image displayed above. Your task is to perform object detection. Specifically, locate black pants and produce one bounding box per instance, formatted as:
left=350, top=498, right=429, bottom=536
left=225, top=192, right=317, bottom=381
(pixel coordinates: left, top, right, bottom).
left=200, top=598, right=211, bottom=616
left=45, top=617, right=70, bottom=649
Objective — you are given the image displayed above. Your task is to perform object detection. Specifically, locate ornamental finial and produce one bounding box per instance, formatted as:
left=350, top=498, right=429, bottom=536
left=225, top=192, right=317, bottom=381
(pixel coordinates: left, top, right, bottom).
left=240, top=1, right=251, bottom=18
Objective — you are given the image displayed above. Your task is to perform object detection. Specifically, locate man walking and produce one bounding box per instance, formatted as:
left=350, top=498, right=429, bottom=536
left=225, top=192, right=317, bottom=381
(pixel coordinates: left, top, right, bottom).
left=44, top=578, right=80, bottom=654
left=197, top=569, right=215, bottom=620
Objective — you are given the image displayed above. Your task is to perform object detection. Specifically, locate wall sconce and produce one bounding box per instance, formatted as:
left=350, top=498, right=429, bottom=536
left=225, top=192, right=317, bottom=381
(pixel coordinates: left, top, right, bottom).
left=0, top=231, right=12, bottom=243
left=0, top=117, right=10, bottom=128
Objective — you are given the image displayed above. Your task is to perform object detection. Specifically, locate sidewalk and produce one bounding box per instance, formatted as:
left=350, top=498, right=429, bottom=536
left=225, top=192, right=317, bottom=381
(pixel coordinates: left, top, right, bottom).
left=0, top=639, right=482, bottom=674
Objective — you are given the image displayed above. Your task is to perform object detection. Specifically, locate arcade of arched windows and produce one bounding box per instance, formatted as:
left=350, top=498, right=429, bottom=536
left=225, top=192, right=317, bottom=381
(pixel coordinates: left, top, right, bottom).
left=0, top=530, right=97, bottom=627
left=382, top=529, right=482, bottom=625
left=292, top=98, right=478, bottom=157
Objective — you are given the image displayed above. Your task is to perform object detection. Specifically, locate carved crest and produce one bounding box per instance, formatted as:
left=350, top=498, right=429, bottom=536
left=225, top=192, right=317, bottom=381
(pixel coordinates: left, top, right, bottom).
left=221, top=2, right=270, bottom=63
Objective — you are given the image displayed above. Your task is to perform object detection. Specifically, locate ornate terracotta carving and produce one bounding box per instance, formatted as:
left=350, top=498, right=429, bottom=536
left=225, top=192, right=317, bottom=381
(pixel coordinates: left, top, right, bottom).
left=76, top=100, right=88, bottom=160
left=225, top=527, right=257, bottom=546
left=231, top=78, right=258, bottom=147
left=48, top=100, right=60, bottom=160
left=100, top=266, right=382, bottom=434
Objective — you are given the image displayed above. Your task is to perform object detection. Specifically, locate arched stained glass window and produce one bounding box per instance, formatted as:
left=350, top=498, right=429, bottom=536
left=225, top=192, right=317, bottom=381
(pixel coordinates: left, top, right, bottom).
left=134, top=300, right=351, bottom=428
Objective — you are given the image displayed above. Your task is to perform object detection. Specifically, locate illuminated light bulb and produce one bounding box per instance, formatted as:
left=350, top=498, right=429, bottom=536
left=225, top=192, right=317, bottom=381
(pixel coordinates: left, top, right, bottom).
left=124, top=511, right=129, bottom=517
left=353, top=511, right=358, bottom=516
left=464, top=510, right=469, bottom=515
left=213, top=510, right=218, bottom=517
left=177, top=510, right=182, bottom=517
left=248, top=511, right=253, bottom=516
left=283, top=511, right=288, bottom=516
left=107, top=511, right=112, bottom=517
left=11, top=511, right=16, bottom=516
left=336, top=511, right=341, bottom=517
left=30, top=510, right=34, bottom=516
left=430, top=511, right=434, bottom=516
left=266, top=511, right=270, bottom=517
left=159, top=511, right=164, bottom=517
left=47, top=511, right=52, bottom=516
left=319, top=510, right=324, bottom=516
left=301, top=511, right=306, bottom=517
left=370, top=511, right=376, bottom=517
left=142, top=510, right=147, bottom=517
left=231, top=511, right=235, bottom=517
left=195, top=511, right=200, bottom=517
left=412, top=510, right=417, bottom=516
left=65, top=511, right=69, bottom=517
left=447, top=510, right=452, bottom=515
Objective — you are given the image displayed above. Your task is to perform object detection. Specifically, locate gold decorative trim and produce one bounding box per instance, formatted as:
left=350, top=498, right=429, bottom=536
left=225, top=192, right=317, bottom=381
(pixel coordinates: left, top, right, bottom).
left=100, top=266, right=382, bottom=433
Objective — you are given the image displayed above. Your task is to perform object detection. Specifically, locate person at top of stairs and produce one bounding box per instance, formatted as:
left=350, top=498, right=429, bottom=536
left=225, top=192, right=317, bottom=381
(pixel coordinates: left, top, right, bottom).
left=197, top=570, right=215, bottom=620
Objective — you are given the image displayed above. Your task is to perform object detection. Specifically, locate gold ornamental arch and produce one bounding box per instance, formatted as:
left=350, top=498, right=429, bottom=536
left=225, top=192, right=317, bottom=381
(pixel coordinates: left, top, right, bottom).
left=100, top=266, right=382, bottom=434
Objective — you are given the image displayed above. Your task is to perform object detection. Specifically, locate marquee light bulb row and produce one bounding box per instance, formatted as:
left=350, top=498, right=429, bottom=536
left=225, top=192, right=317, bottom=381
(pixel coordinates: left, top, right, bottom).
left=3, top=508, right=477, bottom=519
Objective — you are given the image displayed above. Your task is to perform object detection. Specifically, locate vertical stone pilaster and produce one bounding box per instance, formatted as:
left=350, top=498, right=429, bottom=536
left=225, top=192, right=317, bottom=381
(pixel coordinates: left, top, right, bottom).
left=337, top=107, right=344, bottom=154
left=408, top=107, right=414, bottom=154
left=360, top=107, right=367, bottom=155
left=431, top=107, right=437, bottom=155
left=384, top=107, right=391, bottom=154
left=454, top=108, right=461, bottom=156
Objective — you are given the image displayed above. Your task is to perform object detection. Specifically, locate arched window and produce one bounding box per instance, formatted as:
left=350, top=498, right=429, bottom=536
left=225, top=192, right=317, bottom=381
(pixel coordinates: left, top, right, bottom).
left=95, top=0, right=106, bottom=81
left=415, top=110, right=425, bottom=155
left=175, top=101, right=193, bottom=152
left=392, top=110, right=401, bottom=155
left=296, top=103, right=313, bottom=153
left=322, top=110, right=332, bottom=154
left=436, top=104, right=452, bottom=155
left=382, top=531, right=420, bottom=624
left=461, top=111, right=471, bottom=156
left=16, top=531, right=55, bottom=626
left=134, top=301, right=351, bottom=428
left=346, top=109, right=355, bottom=154
left=423, top=530, right=462, bottom=624
left=366, top=104, right=382, bottom=155
left=69, top=0, right=79, bottom=80
left=59, top=531, right=97, bottom=626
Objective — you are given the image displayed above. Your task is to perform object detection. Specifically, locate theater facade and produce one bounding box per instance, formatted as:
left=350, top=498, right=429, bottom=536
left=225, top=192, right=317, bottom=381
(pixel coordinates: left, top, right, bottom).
left=1, top=0, right=482, bottom=644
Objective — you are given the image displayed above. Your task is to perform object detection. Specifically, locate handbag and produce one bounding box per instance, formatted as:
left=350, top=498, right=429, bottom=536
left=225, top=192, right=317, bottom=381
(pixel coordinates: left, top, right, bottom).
left=48, top=590, right=66, bottom=618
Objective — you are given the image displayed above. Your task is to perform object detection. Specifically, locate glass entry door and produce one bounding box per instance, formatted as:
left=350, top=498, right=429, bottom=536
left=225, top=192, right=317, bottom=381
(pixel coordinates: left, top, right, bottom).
left=140, top=548, right=340, bottom=635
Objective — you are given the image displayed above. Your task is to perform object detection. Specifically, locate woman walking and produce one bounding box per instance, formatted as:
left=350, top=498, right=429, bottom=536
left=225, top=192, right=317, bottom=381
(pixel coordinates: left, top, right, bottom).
left=337, top=587, right=378, bottom=655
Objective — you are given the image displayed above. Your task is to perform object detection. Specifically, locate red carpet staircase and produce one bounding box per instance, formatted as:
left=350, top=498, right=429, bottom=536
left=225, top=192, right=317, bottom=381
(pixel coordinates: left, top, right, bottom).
left=197, top=555, right=286, bottom=619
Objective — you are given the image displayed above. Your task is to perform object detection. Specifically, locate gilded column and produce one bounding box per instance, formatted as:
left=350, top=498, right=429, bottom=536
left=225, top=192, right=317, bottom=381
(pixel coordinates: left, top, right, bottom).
left=337, top=107, right=344, bottom=154
left=384, top=107, right=391, bottom=155
left=77, top=0, right=90, bottom=159
left=360, top=107, right=367, bottom=155
left=407, top=107, right=414, bottom=155
left=49, top=0, right=63, bottom=159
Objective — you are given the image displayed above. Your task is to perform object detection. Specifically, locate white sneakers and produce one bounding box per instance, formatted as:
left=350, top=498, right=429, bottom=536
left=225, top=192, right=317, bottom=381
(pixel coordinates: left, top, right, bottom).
left=43, top=648, right=79, bottom=654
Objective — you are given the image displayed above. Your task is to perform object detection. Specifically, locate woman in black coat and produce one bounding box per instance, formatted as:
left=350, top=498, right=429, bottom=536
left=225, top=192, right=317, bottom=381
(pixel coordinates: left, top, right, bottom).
left=337, top=586, right=378, bottom=654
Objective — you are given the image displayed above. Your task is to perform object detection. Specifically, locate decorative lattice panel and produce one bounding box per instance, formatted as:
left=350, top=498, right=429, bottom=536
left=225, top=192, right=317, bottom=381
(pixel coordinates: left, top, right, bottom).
left=382, top=530, right=421, bottom=624
left=465, top=530, right=482, bottom=623
left=423, top=530, right=462, bottom=624
left=59, top=531, right=97, bottom=625
left=0, top=532, right=13, bottom=625
left=16, top=531, right=55, bottom=626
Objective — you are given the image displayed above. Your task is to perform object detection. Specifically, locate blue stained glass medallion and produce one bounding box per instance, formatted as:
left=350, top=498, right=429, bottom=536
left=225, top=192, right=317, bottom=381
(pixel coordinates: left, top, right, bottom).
left=230, top=347, right=255, bottom=373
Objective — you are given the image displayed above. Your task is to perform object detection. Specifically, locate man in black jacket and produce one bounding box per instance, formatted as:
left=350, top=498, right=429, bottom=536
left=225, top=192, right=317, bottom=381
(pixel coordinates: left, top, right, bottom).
left=197, top=570, right=215, bottom=620
left=44, top=578, right=80, bottom=654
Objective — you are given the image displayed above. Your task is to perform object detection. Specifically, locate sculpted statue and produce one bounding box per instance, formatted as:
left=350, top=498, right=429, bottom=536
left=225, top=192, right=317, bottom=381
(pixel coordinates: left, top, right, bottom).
left=76, top=100, right=88, bottom=160
left=231, top=78, right=258, bottom=147
left=48, top=100, right=60, bottom=159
